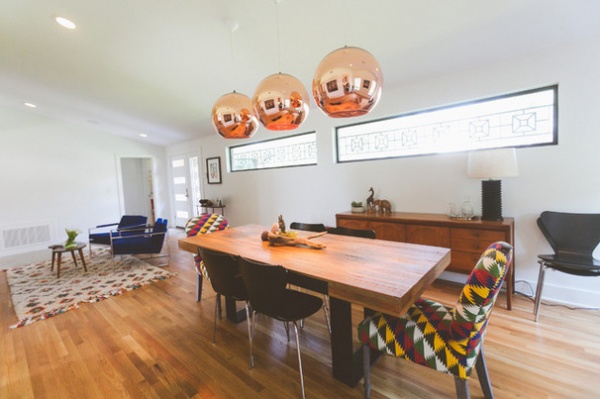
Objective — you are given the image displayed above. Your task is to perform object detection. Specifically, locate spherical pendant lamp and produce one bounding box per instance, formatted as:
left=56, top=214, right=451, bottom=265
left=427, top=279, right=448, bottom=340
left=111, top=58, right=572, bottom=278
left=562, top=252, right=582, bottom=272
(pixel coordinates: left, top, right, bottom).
left=252, top=72, right=310, bottom=131
left=211, top=91, right=258, bottom=139
left=312, top=46, right=383, bottom=118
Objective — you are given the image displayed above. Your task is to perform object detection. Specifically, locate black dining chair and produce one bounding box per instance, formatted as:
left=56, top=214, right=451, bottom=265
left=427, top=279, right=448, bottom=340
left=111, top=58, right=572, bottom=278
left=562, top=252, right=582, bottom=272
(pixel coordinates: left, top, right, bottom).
left=327, top=226, right=376, bottom=239
left=534, top=211, right=600, bottom=321
left=238, top=256, right=324, bottom=399
left=199, top=249, right=253, bottom=366
left=290, top=222, right=327, bottom=233
left=289, top=221, right=331, bottom=333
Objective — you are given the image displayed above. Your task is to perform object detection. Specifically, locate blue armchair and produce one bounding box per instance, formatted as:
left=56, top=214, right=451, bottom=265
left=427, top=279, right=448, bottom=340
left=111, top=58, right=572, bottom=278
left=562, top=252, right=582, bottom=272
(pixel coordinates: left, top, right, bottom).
left=88, top=215, right=148, bottom=256
left=110, top=218, right=169, bottom=266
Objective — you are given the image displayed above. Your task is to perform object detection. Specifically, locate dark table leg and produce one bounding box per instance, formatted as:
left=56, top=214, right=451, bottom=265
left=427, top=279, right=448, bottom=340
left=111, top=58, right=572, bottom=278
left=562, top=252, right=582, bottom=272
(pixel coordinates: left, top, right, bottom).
left=225, top=297, right=247, bottom=323
left=329, top=297, right=380, bottom=387
left=71, top=251, right=79, bottom=267
left=56, top=252, right=62, bottom=278
left=78, top=248, right=87, bottom=272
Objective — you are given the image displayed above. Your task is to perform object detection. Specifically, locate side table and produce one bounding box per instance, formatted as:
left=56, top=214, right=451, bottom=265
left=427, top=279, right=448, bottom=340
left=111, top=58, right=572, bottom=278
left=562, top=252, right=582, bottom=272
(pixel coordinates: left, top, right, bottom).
left=48, top=242, right=87, bottom=278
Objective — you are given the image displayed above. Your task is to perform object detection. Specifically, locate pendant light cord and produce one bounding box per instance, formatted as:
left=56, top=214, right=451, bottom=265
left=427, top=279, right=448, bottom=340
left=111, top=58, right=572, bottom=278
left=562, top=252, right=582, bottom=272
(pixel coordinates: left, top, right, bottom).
left=275, top=0, right=282, bottom=73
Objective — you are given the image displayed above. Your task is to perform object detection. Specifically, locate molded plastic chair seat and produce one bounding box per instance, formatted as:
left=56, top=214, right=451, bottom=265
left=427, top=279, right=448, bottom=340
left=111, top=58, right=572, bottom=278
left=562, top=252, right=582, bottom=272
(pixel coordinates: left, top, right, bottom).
left=358, top=241, right=513, bottom=399
left=534, top=211, right=600, bottom=321
left=290, top=222, right=326, bottom=233
left=238, top=256, right=325, bottom=399
left=199, top=248, right=252, bottom=366
left=327, top=226, right=376, bottom=239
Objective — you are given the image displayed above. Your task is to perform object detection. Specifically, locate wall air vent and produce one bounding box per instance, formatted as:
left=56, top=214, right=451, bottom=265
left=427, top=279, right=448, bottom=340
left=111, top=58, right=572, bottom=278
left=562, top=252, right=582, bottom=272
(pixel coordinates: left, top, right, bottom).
left=0, top=221, right=55, bottom=254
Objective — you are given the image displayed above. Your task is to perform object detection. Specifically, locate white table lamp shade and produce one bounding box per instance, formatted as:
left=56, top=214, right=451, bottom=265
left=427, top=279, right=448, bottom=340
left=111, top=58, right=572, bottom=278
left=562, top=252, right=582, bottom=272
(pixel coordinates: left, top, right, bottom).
left=468, top=148, right=519, bottom=179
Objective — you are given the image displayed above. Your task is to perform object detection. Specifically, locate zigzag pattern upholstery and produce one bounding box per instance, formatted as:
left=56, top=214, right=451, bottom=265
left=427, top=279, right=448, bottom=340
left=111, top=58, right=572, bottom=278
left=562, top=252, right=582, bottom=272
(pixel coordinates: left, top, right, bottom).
left=184, top=214, right=228, bottom=279
left=357, top=241, right=512, bottom=398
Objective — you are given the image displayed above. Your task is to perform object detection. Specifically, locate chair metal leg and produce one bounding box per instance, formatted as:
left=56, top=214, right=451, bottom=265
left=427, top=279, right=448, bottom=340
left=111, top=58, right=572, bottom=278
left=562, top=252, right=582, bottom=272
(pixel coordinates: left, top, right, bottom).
left=475, top=348, right=494, bottom=399
left=213, top=295, right=218, bottom=344
left=363, top=344, right=371, bottom=399
left=454, top=376, right=470, bottom=399
left=323, top=295, right=332, bottom=335
left=249, top=310, right=256, bottom=369
left=216, top=294, right=222, bottom=320
left=292, top=321, right=306, bottom=399
left=196, top=273, right=203, bottom=302
left=534, top=261, right=547, bottom=322
left=245, top=302, right=254, bottom=368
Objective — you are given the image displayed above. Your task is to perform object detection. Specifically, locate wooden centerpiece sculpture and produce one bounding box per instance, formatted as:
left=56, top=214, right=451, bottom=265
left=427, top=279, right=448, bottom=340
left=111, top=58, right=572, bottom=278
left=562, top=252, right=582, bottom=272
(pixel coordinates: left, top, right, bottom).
left=260, top=215, right=326, bottom=249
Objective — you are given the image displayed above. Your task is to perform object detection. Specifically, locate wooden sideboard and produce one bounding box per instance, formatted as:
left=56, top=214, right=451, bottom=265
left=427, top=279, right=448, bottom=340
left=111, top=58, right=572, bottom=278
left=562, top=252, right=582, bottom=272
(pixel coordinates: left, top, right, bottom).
left=336, top=211, right=515, bottom=310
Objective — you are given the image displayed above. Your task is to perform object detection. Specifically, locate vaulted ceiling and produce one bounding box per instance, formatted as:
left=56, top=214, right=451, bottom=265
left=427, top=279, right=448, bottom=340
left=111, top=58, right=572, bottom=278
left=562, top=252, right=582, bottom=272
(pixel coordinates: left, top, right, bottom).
left=1, top=0, right=599, bottom=146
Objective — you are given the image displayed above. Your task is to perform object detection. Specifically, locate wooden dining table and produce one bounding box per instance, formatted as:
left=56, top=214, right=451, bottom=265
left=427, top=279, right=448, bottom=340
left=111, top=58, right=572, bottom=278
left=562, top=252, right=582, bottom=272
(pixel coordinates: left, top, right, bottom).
left=178, top=224, right=451, bottom=387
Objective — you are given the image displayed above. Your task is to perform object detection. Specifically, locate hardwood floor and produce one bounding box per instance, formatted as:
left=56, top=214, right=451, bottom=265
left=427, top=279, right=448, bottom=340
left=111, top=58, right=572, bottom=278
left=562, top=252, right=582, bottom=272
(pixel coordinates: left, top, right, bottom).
left=1, top=229, right=599, bottom=398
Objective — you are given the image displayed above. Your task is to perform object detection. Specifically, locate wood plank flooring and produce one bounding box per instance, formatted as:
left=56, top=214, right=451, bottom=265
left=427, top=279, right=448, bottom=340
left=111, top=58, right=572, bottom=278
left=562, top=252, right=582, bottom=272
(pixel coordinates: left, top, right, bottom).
left=1, top=229, right=599, bottom=398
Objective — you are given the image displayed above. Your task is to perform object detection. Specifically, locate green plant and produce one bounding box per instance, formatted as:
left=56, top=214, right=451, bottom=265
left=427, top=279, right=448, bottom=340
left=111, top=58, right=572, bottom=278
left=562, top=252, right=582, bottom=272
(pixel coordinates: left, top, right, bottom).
left=64, top=228, right=80, bottom=249
left=351, top=201, right=363, bottom=207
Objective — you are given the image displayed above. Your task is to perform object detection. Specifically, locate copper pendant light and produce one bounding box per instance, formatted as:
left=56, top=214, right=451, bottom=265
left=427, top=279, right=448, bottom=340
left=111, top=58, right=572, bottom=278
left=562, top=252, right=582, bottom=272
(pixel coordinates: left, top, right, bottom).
left=313, top=46, right=383, bottom=118
left=211, top=91, right=258, bottom=139
left=252, top=73, right=309, bottom=131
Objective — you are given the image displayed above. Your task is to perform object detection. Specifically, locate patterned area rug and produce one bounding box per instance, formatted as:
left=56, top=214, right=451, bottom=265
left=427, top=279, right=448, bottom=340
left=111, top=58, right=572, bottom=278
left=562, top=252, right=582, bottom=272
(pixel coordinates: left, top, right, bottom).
left=4, top=248, right=175, bottom=328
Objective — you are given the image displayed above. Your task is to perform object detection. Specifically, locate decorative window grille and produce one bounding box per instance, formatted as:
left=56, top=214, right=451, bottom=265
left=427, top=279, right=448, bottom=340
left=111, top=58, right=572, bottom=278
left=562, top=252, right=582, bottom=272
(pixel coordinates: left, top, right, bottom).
left=230, top=132, right=317, bottom=172
left=336, top=85, right=557, bottom=163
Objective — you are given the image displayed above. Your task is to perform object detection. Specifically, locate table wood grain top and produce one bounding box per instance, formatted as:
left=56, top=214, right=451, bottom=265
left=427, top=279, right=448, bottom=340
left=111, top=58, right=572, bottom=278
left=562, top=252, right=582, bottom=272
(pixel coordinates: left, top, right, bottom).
left=179, top=224, right=451, bottom=316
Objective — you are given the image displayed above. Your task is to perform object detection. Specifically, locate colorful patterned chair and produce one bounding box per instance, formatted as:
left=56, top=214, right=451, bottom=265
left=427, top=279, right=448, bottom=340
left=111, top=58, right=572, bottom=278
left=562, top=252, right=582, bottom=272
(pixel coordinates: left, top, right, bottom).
left=184, top=214, right=228, bottom=301
left=358, top=241, right=513, bottom=399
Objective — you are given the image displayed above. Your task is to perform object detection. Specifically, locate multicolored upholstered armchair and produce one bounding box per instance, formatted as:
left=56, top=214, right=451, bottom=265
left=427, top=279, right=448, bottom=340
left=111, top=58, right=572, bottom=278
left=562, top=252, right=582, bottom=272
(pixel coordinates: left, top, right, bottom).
left=184, top=214, right=228, bottom=301
left=358, top=241, right=513, bottom=399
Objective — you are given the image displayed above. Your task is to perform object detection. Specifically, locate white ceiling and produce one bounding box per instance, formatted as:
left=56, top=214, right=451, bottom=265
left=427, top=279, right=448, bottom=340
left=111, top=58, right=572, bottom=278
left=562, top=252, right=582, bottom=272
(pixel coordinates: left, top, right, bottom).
left=1, top=0, right=599, bottom=146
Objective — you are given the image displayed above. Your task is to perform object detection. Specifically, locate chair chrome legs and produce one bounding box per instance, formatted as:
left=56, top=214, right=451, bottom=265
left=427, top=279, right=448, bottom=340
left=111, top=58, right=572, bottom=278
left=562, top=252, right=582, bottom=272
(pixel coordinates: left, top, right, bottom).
left=245, top=302, right=254, bottom=368
left=534, top=261, right=547, bottom=322
left=323, top=295, right=332, bottom=335
left=212, top=295, right=219, bottom=344
left=293, top=321, right=307, bottom=399
left=249, top=309, right=257, bottom=369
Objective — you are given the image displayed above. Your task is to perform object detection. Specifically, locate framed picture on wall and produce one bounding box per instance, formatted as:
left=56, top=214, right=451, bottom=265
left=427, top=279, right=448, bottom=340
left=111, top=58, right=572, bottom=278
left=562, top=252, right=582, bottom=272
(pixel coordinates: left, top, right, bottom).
left=206, top=156, right=222, bottom=184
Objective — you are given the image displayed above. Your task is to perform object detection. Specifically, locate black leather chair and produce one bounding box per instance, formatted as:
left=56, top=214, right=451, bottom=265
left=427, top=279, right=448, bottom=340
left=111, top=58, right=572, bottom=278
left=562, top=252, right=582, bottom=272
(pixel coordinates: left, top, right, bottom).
left=534, top=211, right=600, bottom=321
left=290, top=222, right=327, bottom=233
left=289, top=221, right=331, bottom=333
left=199, top=249, right=252, bottom=366
left=327, top=226, right=376, bottom=239
left=238, top=256, right=324, bottom=399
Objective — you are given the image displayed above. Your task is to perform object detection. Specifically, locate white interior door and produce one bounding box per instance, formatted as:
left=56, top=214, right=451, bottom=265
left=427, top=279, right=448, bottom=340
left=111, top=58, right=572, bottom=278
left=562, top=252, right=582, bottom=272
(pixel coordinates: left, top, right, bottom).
left=170, top=154, right=202, bottom=228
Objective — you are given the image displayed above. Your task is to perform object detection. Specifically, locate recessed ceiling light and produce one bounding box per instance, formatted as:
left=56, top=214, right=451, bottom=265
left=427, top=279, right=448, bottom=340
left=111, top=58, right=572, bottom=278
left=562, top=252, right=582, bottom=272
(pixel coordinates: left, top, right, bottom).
left=24, top=102, right=37, bottom=108
left=55, top=16, right=76, bottom=30
left=139, top=133, right=148, bottom=138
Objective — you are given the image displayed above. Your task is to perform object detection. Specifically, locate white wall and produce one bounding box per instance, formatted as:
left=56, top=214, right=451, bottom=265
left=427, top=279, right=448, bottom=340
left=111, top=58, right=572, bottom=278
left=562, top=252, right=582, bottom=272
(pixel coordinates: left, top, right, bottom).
left=0, top=110, right=170, bottom=267
left=173, top=37, right=600, bottom=308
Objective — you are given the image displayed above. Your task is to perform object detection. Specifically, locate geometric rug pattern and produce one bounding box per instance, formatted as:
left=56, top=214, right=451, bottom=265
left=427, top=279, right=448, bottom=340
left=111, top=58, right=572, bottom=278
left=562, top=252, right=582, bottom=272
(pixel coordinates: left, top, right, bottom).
left=3, top=247, right=175, bottom=328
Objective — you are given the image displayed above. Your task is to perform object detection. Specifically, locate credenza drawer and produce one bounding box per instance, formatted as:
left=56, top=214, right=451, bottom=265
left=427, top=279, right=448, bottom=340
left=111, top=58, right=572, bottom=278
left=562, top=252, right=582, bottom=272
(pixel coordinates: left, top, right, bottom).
left=451, top=228, right=506, bottom=253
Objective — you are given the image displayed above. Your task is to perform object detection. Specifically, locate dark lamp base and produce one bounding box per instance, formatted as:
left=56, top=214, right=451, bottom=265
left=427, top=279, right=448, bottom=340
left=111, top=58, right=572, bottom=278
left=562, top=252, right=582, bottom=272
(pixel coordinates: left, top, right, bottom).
left=481, top=180, right=504, bottom=221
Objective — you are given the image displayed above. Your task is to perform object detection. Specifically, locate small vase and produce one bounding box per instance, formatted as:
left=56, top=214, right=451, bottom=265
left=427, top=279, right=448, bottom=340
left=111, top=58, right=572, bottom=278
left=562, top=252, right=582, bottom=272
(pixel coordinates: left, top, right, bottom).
left=64, top=239, right=77, bottom=249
